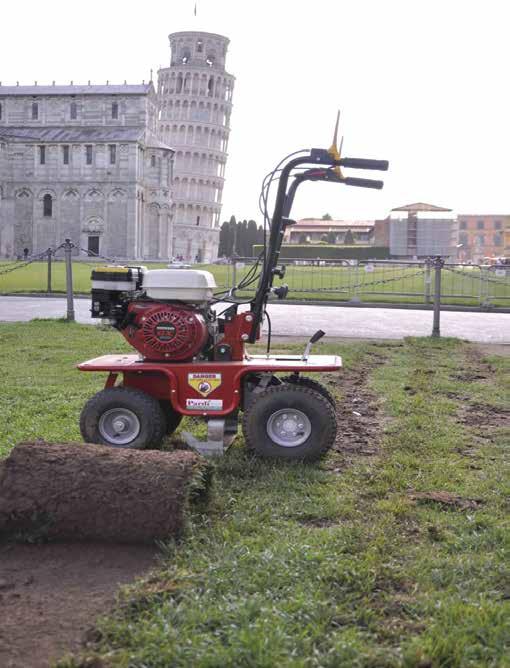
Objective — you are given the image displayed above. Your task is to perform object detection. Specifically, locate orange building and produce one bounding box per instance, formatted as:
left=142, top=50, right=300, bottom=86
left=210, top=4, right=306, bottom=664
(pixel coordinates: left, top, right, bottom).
left=457, top=215, right=508, bottom=262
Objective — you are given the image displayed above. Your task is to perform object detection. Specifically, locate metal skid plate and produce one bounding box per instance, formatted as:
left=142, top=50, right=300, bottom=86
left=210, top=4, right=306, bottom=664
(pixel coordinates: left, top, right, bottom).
left=182, top=418, right=238, bottom=457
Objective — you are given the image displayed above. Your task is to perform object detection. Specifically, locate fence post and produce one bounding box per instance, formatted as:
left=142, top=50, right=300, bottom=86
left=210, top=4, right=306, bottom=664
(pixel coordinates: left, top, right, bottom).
left=231, top=255, right=237, bottom=291
left=47, top=248, right=52, bottom=294
left=431, top=256, right=444, bottom=337
left=63, top=239, right=75, bottom=322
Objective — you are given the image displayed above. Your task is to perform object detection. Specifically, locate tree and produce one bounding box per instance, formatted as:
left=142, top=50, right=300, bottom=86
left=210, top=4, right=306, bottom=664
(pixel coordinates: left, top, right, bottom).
left=327, top=230, right=337, bottom=244
left=343, top=229, right=355, bottom=245
left=247, top=220, right=259, bottom=256
left=237, top=219, right=249, bottom=256
left=218, top=221, right=230, bottom=256
left=298, top=233, right=308, bottom=244
left=228, top=215, right=237, bottom=256
left=320, top=234, right=329, bottom=243
left=321, top=213, right=333, bottom=221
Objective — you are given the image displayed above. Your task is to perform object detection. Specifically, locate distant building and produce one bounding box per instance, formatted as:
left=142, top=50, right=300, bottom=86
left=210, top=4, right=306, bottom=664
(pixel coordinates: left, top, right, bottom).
left=283, top=218, right=374, bottom=244
left=388, top=202, right=458, bottom=259
left=0, top=83, right=173, bottom=259
left=457, top=214, right=508, bottom=262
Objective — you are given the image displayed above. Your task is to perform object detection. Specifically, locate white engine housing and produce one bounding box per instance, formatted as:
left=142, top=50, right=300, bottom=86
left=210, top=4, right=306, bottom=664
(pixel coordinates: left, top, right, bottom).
left=142, top=269, right=217, bottom=303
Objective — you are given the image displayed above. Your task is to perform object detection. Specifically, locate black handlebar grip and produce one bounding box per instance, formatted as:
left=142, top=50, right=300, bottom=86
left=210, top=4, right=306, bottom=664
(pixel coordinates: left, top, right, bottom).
left=310, top=329, right=325, bottom=344
left=339, top=157, right=389, bottom=171
left=343, top=177, right=384, bottom=190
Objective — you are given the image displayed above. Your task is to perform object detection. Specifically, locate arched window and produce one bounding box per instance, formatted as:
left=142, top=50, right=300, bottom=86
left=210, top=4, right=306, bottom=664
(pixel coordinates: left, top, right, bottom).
left=32, top=102, right=39, bottom=120
left=176, top=74, right=183, bottom=94
left=111, top=102, right=119, bottom=119
left=43, top=194, right=52, bottom=217
left=208, top=76, right=214, bottom=97
left=197, top=40, right=203, bottom=53
left=206, top=55, right=214, bottom=67
left=70, top=102, right=77, bottom=119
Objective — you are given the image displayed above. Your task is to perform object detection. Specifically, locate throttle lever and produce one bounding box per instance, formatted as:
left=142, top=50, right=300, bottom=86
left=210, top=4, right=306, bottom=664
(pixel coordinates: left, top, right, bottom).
left=302, top=329, right=325, bottom=361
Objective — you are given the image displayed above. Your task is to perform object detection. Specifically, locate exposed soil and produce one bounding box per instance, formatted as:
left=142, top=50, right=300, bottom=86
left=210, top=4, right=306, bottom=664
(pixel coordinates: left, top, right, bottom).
left=460, top=403, right=510, bottom=429
left=0, top=541, right=157, bottom=668
left=408, top=491, right=484, bottom=511
left=455, top=345, right=510, bottom=436
left=325, top=350, right=388, bottom=469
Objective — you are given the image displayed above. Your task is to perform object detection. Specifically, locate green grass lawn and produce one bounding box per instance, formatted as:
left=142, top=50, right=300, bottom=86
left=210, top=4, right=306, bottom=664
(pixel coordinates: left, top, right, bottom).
left=1, top=259, right=508, bottom=307
left=1, top=321, right=509, bottom=666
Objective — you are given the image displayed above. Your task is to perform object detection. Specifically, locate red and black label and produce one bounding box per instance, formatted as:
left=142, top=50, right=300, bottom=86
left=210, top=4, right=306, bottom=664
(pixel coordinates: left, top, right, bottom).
left=154, top=322, right=177, bottom=342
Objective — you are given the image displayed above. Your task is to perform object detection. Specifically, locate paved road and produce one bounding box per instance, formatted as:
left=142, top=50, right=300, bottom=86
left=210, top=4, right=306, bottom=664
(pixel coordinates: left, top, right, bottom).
left=1, top=295, right=509, bottom=343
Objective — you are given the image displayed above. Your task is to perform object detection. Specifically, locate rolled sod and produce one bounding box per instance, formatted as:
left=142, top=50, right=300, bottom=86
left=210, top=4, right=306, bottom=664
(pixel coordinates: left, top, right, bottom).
left=0, top=441, right=211, bottom=544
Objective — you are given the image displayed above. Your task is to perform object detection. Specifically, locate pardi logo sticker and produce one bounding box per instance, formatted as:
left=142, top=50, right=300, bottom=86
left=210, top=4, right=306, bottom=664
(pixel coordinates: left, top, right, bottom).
left=188, top=372, right=222, bottom=397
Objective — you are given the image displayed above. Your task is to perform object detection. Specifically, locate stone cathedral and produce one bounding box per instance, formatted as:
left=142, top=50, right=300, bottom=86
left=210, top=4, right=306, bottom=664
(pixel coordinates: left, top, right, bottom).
left=0, top=31, right=234, bottom=262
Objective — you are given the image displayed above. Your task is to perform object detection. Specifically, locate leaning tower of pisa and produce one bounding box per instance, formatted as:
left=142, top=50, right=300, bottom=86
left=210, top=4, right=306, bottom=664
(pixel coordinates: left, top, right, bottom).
left=157, top=31, right=234, bottom=262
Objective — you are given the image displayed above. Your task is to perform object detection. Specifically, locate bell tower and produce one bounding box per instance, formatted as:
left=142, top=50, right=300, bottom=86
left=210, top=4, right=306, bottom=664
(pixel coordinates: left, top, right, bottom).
left=157, top=31, right=234, bottom=262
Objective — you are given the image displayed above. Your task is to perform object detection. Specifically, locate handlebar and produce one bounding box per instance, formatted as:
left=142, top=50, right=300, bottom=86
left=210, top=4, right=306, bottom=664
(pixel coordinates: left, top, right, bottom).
left=343, top=177, right=384, bottom=190
left=338, top=157, right=389, bottom=171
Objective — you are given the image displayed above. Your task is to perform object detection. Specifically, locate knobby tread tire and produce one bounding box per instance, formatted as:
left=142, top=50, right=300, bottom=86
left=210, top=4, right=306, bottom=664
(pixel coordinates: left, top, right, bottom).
left=80, top=387, right=166, bottom=450
left=242, top=384, right=337, bottom=462
left=280, top=375, right=336, bottom=406
left=160, top=400, right=183, bottom=435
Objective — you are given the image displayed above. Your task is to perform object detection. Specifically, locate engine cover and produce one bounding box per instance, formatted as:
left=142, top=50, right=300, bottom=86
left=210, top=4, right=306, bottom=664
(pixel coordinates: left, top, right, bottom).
left=122, top=302, right=209, bottom=361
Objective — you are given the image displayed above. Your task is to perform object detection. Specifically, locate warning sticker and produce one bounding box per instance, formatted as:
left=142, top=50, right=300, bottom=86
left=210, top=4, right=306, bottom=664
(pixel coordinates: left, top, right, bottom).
left=186, top=398, right=223, bottom=411
left=188, top=372, right=222, bottom=397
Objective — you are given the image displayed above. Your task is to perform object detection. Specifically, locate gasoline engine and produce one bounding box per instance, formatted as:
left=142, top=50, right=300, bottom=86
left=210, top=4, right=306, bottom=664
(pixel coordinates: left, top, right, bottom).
left=91, top=266, right=220, bottom=362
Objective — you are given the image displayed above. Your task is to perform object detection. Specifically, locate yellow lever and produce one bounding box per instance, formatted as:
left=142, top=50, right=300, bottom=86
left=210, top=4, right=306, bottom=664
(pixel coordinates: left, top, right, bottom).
left=327, top=110, right=343, bottom=179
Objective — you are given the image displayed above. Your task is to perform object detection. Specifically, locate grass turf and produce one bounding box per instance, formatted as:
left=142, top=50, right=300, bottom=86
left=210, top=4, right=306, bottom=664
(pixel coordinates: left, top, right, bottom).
left=0, top=321, right=508, bottom=666
left=1, top=260, right=508, bottom=307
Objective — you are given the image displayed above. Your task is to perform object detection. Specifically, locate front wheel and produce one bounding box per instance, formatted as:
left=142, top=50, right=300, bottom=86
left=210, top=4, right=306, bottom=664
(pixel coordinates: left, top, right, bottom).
left=280, top=374, right=336, bottom=406
left=242, top=385, right=337, bottom=462
left=80, top=387, right=166, bottom=449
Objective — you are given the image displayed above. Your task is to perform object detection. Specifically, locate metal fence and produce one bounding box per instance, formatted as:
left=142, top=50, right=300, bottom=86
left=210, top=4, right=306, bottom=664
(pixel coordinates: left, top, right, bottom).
left=219, top=257, right=510, bottom=311
left=1, top=246, right=509, bottom=317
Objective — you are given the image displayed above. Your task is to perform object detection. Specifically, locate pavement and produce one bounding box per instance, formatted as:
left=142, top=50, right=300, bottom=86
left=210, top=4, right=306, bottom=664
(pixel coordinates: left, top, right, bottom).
left=1, top=295, right=509, bottom=343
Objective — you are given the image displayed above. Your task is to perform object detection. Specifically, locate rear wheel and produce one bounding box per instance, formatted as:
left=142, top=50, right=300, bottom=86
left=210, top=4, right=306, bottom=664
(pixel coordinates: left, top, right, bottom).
left=160, top=400, right=183, bottom=435
left=280, top=374, right=336, bottom=406
left=80, top=387, right=166, bottom=449
left=242, top=385, right=337, bottom=462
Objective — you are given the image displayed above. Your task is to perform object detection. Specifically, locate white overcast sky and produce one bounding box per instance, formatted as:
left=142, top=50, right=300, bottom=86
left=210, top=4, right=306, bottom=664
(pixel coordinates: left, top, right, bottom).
left=1, top=0, right=508, bottom=222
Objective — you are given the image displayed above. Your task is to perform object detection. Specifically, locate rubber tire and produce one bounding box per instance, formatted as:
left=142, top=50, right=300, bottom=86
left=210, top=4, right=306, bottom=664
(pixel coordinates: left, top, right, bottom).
left=280, top=375, right=336, bottom=407
left=242, top=385, right=337, bottom=462
left=80, top=387, right=166, bottom=449
left=160, top=400, right=183, bottom=435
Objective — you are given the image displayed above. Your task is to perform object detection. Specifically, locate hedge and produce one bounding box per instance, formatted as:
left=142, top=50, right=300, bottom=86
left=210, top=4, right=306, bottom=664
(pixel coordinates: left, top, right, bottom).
left=251, top=244, right=390, bottom=260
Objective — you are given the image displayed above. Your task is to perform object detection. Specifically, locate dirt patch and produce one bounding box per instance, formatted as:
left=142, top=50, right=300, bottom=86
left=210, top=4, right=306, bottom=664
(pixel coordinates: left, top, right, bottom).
left=408, top=491, right=483, bottom=511
left=325, top=351, right=387, bottom=469
left=297, top=517, right=340, bottom=528
left=453, top=345, right=509, bottom=437
left=460, top=403, right=510, bottom=429
left=0, top=541, right=157, bottom=668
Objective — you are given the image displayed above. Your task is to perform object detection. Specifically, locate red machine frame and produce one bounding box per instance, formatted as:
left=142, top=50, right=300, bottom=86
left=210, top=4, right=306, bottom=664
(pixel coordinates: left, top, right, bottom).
left=79, top=307, right=342, bottom=416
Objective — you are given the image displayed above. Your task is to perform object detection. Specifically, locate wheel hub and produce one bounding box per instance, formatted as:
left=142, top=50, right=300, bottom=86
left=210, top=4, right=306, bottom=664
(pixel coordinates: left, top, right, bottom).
left=98, top=408, right=141, bottom=446
left=266, top=409, right=311, bottom=447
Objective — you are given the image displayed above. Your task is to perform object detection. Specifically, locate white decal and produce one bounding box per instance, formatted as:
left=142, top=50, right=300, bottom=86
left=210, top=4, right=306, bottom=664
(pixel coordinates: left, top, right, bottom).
left=186, top=398, right=223, bottom=411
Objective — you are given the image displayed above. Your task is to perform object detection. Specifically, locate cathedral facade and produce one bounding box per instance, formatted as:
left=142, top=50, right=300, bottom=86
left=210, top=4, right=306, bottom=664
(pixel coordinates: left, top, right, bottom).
left=0, top=84, right=174, bottom=259
left=0, top=31, right=234, bottom=262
